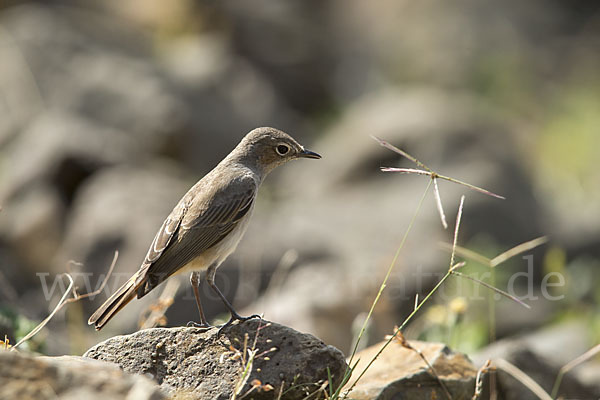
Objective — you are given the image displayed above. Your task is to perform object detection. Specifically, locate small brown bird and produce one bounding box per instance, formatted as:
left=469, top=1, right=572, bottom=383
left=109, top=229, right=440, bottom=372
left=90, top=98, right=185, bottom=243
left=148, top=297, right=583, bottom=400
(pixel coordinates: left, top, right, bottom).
left=88, top=127, right=320, bottom=330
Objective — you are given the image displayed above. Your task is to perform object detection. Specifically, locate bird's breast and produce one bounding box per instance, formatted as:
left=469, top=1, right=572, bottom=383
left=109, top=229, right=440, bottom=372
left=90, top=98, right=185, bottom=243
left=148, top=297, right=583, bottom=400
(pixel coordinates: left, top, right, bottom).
left=177, top=204, right=254, bottom=275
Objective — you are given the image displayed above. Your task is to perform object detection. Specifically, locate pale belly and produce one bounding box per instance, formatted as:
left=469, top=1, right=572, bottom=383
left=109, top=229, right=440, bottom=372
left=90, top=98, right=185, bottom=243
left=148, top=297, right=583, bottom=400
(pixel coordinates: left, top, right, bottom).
left=175, top=207, right=253, bottom=275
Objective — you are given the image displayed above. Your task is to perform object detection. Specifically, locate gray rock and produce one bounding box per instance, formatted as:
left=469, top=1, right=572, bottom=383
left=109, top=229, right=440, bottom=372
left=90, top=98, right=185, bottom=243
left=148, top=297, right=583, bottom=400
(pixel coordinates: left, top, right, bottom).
left=0, top=351, right=165, bottom=400
left=346, top=340, right=479, bottom=399
left=84, top=320, right=348, bottom=399
left=0, top=4, right=185, bottom=148
left=0, top=111, right=136, bottom=201
left=0, top=184, right=63, bottom=274
left=473, top=321, right=597, bottom=399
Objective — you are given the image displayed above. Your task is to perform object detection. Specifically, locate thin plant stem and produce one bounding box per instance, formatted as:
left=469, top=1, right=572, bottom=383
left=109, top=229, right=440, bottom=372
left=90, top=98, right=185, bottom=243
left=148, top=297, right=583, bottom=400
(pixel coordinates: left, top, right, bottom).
left=347, top=179, right=433, bottom=366
left=450, top=196, right=465, bottom=269
left=495, top=359, right=552, bottom=400
left=345, top=270, right=453, bottom=396
left=436, top=173, right=505, bottom=199
left=550, top=343, right=600, bottom=399
left=12, top=274, right=74, bottom=350
left=489, top=267, right=497, bottom=343
left=490, top=236, right=548, bottom=267
left=433, top=178, right=448, bottom=229
left=345, top=196, right=466, bottom=396
left=11, top=251, right=118, bottom=350
left=451, top=271, right=530, bottom=309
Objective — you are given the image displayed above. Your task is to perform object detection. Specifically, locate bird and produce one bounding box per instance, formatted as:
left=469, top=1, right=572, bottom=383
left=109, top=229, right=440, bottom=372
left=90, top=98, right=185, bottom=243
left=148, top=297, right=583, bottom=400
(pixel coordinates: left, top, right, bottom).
left=88, top=127, right=321, bottom=331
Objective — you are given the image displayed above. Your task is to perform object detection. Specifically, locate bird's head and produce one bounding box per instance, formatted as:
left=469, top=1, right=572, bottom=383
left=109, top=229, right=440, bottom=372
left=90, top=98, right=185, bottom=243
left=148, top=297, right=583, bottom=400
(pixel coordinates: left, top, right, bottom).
left=236, top=127, right=321, bottom=175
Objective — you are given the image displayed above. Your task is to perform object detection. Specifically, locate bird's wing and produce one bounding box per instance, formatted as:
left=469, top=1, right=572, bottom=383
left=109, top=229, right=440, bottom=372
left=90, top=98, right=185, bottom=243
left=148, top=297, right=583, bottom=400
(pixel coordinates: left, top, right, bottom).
left=136, top=177, right=257, bottom=295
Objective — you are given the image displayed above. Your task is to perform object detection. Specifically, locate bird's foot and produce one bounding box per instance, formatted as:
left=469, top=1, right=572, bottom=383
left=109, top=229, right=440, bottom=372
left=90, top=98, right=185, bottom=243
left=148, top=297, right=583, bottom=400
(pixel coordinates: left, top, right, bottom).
left=186, top=321, right=212, bottom=331
left=217, top=313, right=262, bottom=335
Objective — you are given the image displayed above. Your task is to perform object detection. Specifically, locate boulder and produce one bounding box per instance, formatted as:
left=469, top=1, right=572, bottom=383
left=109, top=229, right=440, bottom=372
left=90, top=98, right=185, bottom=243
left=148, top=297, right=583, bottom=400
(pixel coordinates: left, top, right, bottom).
left=473, top=321, right=597, bottom=399
left=0, top=350, right=165, bottom=400
left=345, top=340, right=478, bottom=400
left=84, top=320, right=348, bottom=399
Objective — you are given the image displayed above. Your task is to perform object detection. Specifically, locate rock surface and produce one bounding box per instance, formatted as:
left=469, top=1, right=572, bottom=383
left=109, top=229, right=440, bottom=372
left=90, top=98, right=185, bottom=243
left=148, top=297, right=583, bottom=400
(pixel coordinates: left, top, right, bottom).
left=345, top=340, right=478, bottom=400
left=0, top=350, right=165, bottom=400
left=84, top=320, right=348, bottom=399
left=473, top=321, right=598, bottom=400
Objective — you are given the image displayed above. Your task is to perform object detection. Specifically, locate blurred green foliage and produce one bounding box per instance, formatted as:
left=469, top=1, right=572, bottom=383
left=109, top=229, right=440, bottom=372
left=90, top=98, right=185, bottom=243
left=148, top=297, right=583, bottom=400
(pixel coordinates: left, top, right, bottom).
left=0, top=307, right=46, bottom=353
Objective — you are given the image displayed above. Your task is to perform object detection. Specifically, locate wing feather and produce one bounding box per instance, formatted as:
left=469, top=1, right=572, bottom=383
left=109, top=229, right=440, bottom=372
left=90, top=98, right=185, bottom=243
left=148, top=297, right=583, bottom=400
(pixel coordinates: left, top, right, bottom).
left=136, top=178, right=256, bottom=296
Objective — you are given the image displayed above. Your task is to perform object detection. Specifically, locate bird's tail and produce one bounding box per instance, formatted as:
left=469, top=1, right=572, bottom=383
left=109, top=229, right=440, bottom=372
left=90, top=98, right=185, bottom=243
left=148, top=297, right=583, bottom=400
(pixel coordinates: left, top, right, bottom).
left=88, top=271, right=143, bottom=330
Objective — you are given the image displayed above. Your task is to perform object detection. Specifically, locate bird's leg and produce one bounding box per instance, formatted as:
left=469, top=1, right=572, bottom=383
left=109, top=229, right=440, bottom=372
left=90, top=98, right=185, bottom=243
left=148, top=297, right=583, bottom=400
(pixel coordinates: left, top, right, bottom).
left=187, top=271, right=211, bottom=328
left=206, top=266, right=260, bottom=333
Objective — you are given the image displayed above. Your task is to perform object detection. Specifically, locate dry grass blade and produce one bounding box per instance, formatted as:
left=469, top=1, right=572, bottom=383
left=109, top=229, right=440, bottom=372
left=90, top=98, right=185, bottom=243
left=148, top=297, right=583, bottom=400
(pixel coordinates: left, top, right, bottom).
left=344, top=180, right=434, bottom=395
left=265, top=249, right=298, bottom=296
left=439, top=243, right=493, bottom=266
left=346, top=196, right=465, bottom=396
left=440, top=236, right=548, bottom=269
left=380, top=167, right=432, bottom=176
left=276, top=381, right=285, bottom=400
left=66, top=251, right=119, bottom=303
left=433, top=178, right=448, bottom=229
left=495, top=359, right=552, bottom=400
left=391, top=332, right=452, bottom=400
left=490, top=236, right=548, bottom=267
left=373, top=135, right=505, bottom=200
left=450, top=195, right=466, bottom=269
left=2, top=335, right=10, bottom=349
left=139, top=277, right=181, bottom=329
left=12, top=273, right=74, bottom=350
left=10, top=251, right=119, bottom=351
left=472, top=360, right=493, bottom=400
left=371, top=135, right=431, bottom=172
left=436, top=173, right=506, bottom=200
left=452, top=271, right=531, bottom=309
left=551, top=343, right=600, bottom=399
left=347, top=179, right=433, bottom=367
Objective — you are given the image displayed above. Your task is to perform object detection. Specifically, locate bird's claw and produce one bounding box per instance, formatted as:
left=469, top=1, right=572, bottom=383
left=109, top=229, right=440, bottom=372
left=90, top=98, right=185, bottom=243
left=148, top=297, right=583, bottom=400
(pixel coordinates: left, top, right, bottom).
left=186, top=321, right=212, bottom=330
left=217, top=313, right=262, bottom=335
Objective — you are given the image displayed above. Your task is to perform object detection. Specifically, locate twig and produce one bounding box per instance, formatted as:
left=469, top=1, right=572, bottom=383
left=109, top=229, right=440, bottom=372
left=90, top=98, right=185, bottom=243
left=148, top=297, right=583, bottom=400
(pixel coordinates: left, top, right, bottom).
left=276, top=381, right=285, bottom=400
left=65, top=251, right=119, bottom=303
left=10, top=251, right=119, bottom=351
left=11, top=274, right=74, bottom=350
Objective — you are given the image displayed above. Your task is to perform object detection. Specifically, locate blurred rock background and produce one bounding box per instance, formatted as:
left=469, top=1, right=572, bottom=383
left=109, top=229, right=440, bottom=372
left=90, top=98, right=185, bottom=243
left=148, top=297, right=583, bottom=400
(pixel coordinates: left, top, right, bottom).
left=0, top=0, right=599, bottom=394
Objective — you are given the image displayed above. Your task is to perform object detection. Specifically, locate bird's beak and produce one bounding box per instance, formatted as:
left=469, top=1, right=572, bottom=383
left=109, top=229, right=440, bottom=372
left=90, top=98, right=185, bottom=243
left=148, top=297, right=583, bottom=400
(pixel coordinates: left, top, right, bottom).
left=298, top=148, right=322, bottom=159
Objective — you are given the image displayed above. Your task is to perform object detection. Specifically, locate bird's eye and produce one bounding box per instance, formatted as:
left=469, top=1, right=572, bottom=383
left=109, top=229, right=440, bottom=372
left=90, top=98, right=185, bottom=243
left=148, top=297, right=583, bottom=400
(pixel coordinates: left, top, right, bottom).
left=276, top=144, right=290, bottom=156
